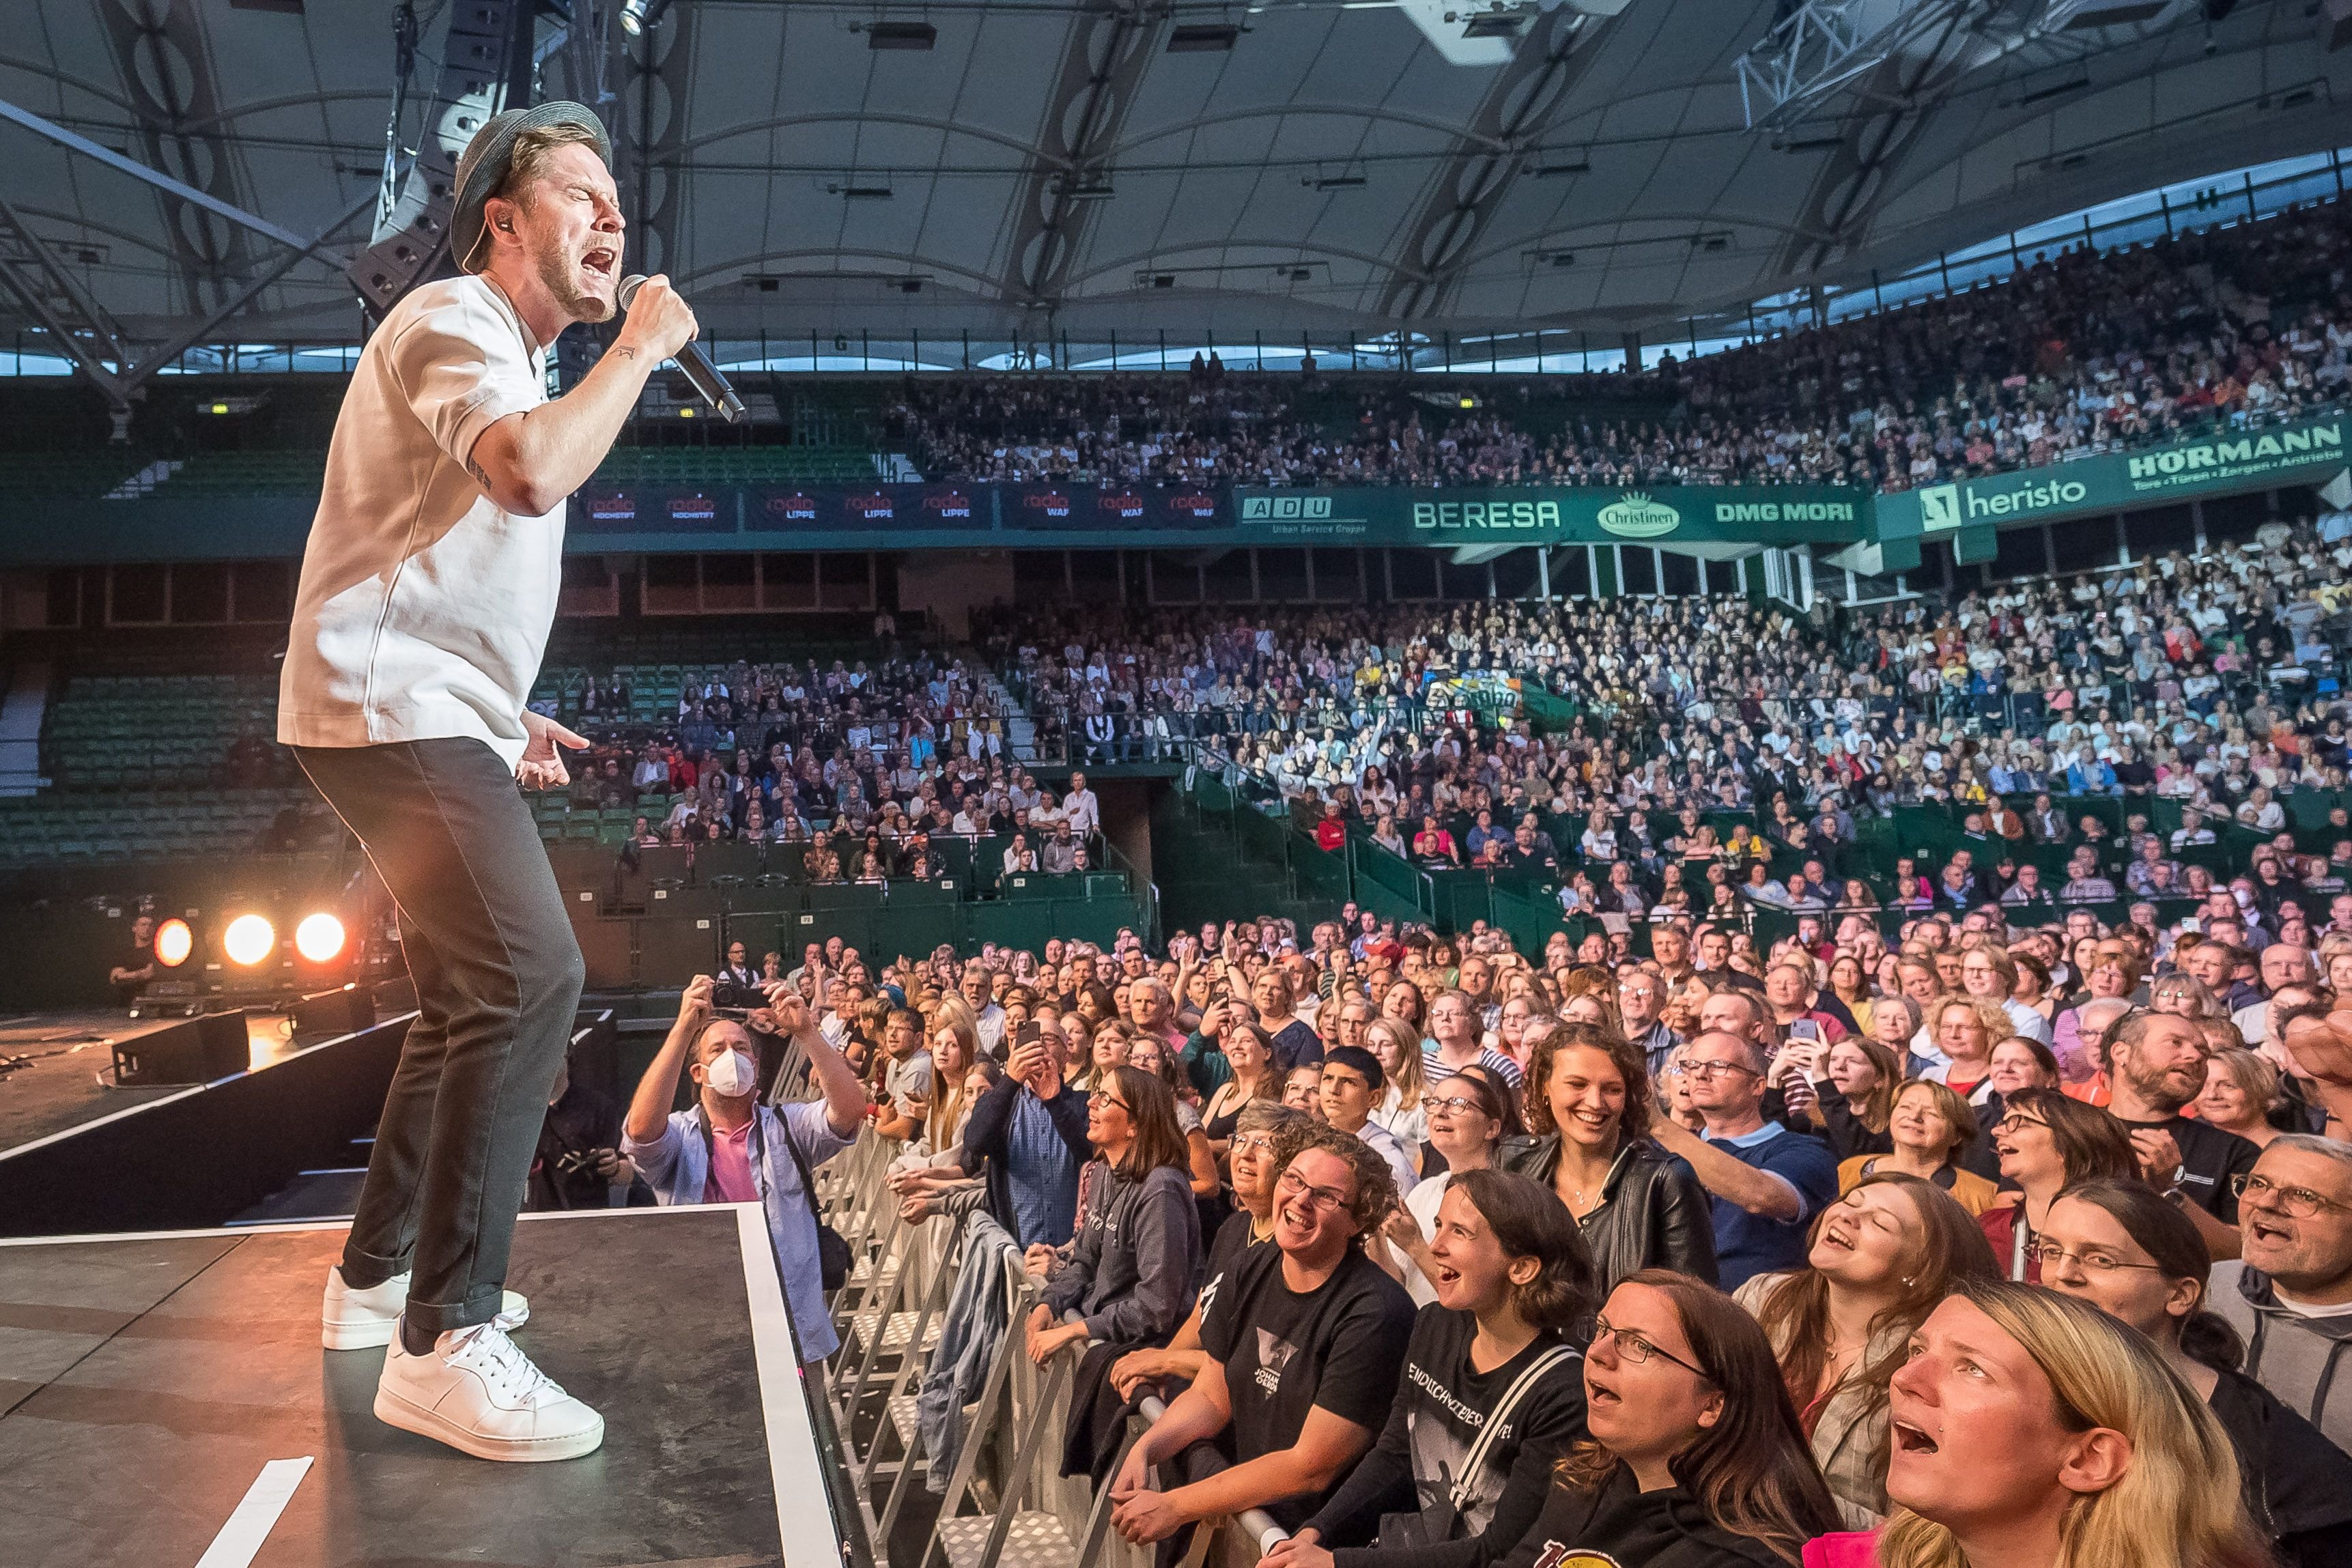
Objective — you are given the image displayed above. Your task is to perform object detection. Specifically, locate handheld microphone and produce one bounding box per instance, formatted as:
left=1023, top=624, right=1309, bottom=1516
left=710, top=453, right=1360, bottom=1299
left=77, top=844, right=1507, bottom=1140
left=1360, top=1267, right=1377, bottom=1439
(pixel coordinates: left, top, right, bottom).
left=618, top=274, right=746, bottom=423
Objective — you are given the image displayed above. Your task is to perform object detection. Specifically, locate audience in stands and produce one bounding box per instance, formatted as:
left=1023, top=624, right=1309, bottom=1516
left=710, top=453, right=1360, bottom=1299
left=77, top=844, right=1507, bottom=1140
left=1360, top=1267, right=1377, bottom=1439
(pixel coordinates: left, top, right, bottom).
left=894, top=198, right=2352, bottom=493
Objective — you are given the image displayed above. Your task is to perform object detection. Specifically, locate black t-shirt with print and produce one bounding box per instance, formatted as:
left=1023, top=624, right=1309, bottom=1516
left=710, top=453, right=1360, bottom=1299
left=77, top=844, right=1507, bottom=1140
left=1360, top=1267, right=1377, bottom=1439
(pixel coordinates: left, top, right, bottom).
left=1198, top=1241, right=1417, bottom=1530
left=1493, top=1469, right=1789, bottom=1568
left=1313, top=1305, right=1589, bottom=1568
left=2115, top=1113, right=2261, bottom=1221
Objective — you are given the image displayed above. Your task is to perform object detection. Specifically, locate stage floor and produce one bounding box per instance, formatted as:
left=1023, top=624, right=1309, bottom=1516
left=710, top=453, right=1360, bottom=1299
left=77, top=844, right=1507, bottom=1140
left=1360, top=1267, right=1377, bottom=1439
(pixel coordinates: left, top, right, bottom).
left=0, top=1205, right=840, bottom=1567
left=0, top=1008, right=299, bottom=1155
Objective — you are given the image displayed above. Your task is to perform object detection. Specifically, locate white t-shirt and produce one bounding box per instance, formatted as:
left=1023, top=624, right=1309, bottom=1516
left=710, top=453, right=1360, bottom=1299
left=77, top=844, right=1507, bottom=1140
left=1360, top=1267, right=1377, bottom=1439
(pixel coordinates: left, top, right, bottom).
left=279, top=275, right=556, bottom=768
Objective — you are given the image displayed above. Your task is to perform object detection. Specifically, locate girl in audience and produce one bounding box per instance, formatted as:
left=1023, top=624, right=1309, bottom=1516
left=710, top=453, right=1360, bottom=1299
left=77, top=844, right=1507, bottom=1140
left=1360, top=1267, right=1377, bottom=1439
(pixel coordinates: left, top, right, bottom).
left=1838, top=1081, right=1999, bottom=1216
left=1028, top=1065, right=1204, bottom=1363
left=2037, top=1178, right=2352, bottom=1568
left=1810, top=1037, right=1900, bottom=1162
left=1736, top=1174, right=2000, bottom=1526
left=1269, top=1171, right=1597, bottom=1568
left=1202, top=1012, right=1281, bottom=1156
left=1978, top=1087, right=2139, bottom=1279
left=1499, top=1022, right=1718, bottom=1288
left=2195, top=1049, right=2286, bottom=1150
left=1828, top=954, right=1875, bottom=1035
left=1129, top=1035, right=1227, bottom=1219
left=1807, top=1281, right=2269, bottom=1568
left=1110, top=1101, right=1309, bottom=1403
left=1498, top=1271, right=1844, bottom=1568
left=1386, top=1070, right=1511, bottom=1305
left=1384, top=978, right=1428, bottom=1042
left=1365, top=1016, right=1430, bottom=1150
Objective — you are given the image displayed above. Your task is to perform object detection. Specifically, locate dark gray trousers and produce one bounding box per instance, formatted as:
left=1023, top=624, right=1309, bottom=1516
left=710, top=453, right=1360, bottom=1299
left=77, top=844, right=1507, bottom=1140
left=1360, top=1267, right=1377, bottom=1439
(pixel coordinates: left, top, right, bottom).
left=295, top=738, right=584, bottom=1333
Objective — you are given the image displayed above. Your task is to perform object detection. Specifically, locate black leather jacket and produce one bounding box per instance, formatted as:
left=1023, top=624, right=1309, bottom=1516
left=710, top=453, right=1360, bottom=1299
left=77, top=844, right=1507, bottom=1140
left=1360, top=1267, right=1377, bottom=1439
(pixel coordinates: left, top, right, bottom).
left=1497, top=1133, right=1718, bottom=1289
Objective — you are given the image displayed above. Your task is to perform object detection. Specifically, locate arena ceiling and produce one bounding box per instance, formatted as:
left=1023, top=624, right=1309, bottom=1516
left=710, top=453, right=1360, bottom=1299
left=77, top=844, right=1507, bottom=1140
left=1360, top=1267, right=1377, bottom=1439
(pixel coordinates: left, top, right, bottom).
left=0, top=0, right=2347, bottom=362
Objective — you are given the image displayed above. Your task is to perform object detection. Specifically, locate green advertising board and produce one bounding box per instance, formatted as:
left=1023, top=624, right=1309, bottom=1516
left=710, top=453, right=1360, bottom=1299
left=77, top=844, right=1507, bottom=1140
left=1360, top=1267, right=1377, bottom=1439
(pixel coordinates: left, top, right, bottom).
left=1875, top=411, right=2350, bottom=545
left=1230, top=484, right=1868, bottom=547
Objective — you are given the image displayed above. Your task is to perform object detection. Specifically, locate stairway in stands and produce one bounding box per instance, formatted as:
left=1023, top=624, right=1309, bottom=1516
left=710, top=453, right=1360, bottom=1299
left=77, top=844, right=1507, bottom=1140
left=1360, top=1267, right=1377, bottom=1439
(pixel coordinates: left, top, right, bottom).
left=966, top=652, right=1038, bottom=761
left=1150, top=787, right=1327, bottom=934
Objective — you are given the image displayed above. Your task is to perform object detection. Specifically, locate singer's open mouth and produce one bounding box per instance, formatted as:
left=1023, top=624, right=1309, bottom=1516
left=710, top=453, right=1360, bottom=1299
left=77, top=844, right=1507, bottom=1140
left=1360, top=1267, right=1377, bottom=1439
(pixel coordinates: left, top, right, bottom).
left=582, top=246, right=618, bottom=281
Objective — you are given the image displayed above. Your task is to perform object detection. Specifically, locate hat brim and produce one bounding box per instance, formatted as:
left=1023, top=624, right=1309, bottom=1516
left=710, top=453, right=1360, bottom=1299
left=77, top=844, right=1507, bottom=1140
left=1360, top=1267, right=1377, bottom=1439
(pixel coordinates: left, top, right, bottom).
left=451, top=101, right=614, bottom=274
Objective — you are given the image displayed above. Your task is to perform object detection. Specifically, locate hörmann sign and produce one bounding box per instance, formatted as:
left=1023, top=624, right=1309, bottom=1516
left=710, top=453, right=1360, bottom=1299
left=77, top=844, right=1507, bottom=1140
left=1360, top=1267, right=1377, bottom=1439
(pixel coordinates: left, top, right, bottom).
left=1878, top=412, right=2349, bottom=542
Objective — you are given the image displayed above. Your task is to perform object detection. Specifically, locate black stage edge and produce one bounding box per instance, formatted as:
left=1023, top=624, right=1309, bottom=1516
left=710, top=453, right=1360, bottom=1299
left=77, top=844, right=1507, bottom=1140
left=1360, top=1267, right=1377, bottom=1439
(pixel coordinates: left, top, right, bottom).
left=0, top=1205, right=846, bottom=1568
left=0, top=1013, right=412, bottom=1238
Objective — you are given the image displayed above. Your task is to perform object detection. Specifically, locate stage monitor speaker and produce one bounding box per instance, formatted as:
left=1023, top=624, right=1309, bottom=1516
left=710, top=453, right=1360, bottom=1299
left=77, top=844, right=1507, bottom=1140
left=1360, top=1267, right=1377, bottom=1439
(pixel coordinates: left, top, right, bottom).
left=113, top=1010, right=251, bottom=1086
left=373, top=973, right=420, bottom=1014
left=291, top=985, right=376, bottom=1040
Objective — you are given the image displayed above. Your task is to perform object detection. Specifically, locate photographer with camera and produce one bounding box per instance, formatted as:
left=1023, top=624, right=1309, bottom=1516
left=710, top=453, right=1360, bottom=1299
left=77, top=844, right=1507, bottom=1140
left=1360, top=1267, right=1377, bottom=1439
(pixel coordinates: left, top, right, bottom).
left=526, top=1052, right=642, bottom=1212
left=623, top=973, right=865, bottom=1362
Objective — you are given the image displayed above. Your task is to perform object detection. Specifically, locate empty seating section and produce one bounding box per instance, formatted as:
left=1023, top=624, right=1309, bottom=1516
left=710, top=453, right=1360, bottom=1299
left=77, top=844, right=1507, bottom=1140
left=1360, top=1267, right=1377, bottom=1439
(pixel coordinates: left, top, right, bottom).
left=0, top=451, right=151, bottom=498
left=587, top=445, right=880, bottom=487
left=154, top=450, right=328, bottom=495
left=0, top=785, right=316, bottom=868
left=42, top=673, right=281, bottom=788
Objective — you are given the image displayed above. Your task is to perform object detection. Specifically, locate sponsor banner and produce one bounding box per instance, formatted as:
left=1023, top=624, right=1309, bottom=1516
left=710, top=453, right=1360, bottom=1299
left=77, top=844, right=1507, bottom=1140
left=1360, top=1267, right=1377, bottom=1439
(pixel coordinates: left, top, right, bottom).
left=571, top=487, right=735, bottom=533
left=1231, top=485, right=1865, bottom=545
left=1878, top=412, right=2350, bottom=538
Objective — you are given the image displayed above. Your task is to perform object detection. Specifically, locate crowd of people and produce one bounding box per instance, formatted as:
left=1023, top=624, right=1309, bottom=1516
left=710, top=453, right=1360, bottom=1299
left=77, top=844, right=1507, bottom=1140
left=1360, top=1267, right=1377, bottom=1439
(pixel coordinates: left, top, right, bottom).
left=888, top=196, right=2352, bottom=492
left=546, top=876, right=2352, bottom=1568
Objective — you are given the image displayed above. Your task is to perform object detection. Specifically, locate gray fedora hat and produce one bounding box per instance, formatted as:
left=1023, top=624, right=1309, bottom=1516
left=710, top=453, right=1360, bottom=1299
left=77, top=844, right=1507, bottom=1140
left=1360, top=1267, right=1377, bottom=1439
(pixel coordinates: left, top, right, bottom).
left=450, top=100, right=613, bottom=274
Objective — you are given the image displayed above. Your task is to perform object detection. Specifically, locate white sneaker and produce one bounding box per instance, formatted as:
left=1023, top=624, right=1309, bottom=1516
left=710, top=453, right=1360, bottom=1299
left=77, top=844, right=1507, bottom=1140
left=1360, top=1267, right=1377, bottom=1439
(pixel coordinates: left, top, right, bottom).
left=373, top=1320, right=604, bottom=1462
left=321, top=1266, right=530, bottom=1350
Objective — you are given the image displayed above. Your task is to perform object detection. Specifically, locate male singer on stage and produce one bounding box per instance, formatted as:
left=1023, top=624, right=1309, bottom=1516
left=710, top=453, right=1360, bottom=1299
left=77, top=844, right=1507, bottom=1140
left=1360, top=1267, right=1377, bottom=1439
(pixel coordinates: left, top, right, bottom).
left=279, top=102, right=696, bottom=1462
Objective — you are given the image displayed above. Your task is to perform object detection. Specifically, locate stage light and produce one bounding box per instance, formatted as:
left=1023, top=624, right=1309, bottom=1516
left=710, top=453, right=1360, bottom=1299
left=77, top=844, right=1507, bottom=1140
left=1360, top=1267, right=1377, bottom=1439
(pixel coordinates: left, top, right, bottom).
left=294, top=913, right=347, bottom=964
left=223, top=914, right=277, bottom=967
left=620, top=0, right=671, bottom=36
left=154, top=917, right=194, bottom=967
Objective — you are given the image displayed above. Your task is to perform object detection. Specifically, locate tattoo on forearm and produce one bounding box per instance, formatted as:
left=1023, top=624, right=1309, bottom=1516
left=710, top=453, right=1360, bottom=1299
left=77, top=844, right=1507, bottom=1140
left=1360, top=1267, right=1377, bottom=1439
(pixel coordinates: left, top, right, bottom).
left=613, top=345, right=638, bottom=361
left=466, top=455, right=492, bottom=491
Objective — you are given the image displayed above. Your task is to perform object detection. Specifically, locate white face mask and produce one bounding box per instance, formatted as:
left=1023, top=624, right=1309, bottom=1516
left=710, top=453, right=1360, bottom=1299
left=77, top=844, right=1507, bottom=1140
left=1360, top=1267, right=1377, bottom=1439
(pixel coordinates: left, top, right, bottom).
left=703, top=1047, right=755, bottom=1098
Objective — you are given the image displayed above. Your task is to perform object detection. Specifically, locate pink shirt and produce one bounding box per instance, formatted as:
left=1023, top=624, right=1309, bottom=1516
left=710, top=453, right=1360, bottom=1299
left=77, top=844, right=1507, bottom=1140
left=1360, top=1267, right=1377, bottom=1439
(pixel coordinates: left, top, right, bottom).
left=703, top=1120, right=758, bottom=1203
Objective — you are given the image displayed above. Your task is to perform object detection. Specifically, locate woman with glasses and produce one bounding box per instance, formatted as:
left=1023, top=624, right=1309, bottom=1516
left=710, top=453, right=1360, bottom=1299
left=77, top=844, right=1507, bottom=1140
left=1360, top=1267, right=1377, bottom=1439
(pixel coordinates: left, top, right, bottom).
left=1809, top=1282, right=2271, bottom=1568
left=1494, top=1271, right=1843, bottom=1568
left=1837, top=1081, right=1999, bottom=1216
left=1386, top=1071, right=1511, bottom=1305
left=2037, top=1178, right=2352, bottom=1568
left=1269, top=1172, right=1598, bottom=1568
left=1110, top=1100, right=1309, bottom=1409
left=1499, top=1022, right=1718, bottom=1290
left=1027, top=1064, right=1203, bottom=1365
left=1111, top=1124, right=1416, bottom=1548
left=1978, top=1087, right=2139, bottom=1280
left=1735, top=1175, right=2000, bottom=1527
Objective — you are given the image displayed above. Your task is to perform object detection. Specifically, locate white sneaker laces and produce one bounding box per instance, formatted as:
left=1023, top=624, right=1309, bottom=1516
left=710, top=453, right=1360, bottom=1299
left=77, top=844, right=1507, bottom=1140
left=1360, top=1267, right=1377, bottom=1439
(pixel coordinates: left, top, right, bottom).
left=452, top=1325, right=562, bottom=1406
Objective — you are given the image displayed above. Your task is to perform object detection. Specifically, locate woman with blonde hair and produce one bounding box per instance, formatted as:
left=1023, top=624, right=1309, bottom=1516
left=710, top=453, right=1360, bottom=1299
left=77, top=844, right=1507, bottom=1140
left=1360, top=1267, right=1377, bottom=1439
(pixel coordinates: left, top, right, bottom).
left=2194, top=1048, right=2286, bottom=1150
left=1803, top=1280, right=2271, bottom=1568
left=1839, top=1081, right=2000, bottom=1216
left=1361, top=1015, right=1429, bottom=1150
left=922, top=995, right=983, bottom=1158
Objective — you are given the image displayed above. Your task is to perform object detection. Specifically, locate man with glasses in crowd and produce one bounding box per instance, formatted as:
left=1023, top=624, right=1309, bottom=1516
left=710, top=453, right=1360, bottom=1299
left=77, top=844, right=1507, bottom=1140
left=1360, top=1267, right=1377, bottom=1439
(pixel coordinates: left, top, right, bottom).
left=1645, top=1029, right=1839, bottom=1289
left=2212, top=1135, right=2352, bottom=1451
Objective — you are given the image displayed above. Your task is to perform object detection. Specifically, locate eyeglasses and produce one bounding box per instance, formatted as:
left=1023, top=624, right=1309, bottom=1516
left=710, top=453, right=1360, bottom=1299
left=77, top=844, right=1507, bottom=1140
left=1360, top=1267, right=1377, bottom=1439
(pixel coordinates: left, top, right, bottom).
left=1681, top=1059, right=1759, bottom=1080
left=1992, top=1113, right=2048, bottom=1134
left=1591, top=1315, right=1709, bottom=1379
left=1230, top=1132, right=1277, bottom=1155
left=2233, top=1172, right=2352, bottom=1218
left=1421, top=1094, right=1489, bottom=1115
left=2028, top=1241, right=2167, bottom=1277
left=1277, top=1168, right=1352, bottom=1212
